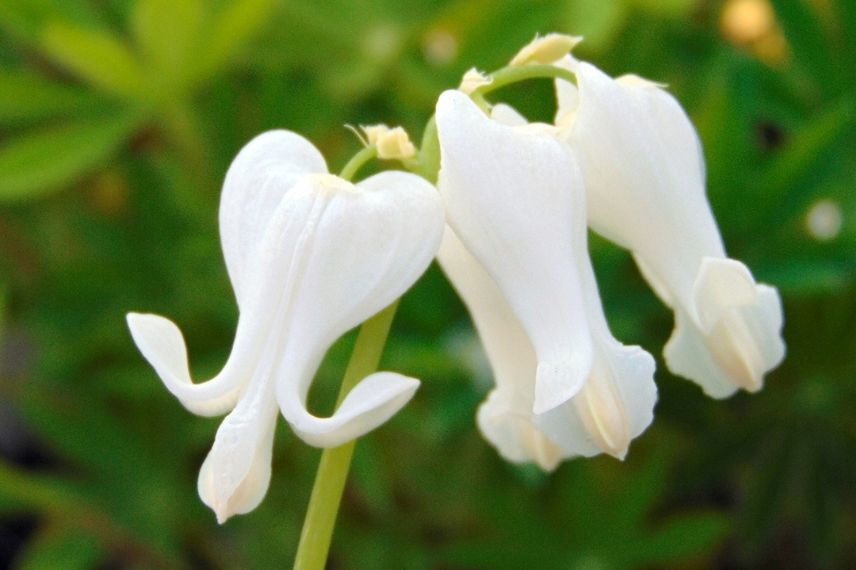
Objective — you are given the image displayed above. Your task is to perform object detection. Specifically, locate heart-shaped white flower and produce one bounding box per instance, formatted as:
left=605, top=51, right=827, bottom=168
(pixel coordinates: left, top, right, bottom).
left=127, top=130, right=444, bottom=522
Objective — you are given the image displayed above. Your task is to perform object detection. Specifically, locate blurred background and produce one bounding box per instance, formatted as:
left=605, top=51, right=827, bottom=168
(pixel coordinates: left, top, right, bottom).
left=0, top=0, right=854, bottom=568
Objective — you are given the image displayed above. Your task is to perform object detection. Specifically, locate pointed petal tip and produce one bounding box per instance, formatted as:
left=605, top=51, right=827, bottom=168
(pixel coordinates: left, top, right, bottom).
left=532, top=354, right=592, bottom=416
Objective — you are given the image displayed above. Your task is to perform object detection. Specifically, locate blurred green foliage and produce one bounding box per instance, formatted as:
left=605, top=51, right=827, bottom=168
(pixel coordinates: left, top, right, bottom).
left=0, top=0, right=854, bottom=568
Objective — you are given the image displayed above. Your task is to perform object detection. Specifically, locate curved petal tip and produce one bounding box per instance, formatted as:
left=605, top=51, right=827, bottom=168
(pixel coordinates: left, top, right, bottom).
left=281, top=372, right=420, bottom=448
left=126, top=312, right=241, bottom=416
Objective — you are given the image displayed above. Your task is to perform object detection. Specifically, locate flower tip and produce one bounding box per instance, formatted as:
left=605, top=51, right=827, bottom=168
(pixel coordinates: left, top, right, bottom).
left=458, top=68, right=492, bottom=94
left=510, top=33, right=582, bottom=66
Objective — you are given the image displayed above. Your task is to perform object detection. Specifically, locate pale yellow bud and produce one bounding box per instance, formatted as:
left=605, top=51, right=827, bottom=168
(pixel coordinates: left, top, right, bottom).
left=510, top=33, right=582, bottom=66
left=361, top=124, right=416, bottom=160
left=458, top=68, right=492, bottom=94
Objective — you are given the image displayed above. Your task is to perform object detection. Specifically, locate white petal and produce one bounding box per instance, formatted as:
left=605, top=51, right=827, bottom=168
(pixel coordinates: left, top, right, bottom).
left=692, top=257, right=758, bottom=332
left=197, top=365, right=279, bottom=524
left=125, top=172, right=333, bottom=417
left=219, top=130, right=327, bottom=305
left=265, top=171, right=443, bottom=447
left=477, top=389, right=564, bottom=471
left=490, top=103, right=528, bottom=127
left=439, top=228, right=563, bottom=470
left=436, top=89, right=593, bottom=415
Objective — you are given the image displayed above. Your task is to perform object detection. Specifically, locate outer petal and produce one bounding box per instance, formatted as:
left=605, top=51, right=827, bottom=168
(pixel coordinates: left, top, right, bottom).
left=568, top=61, right=785, bottom=395
left=126, top=131, right=328, bottom=417
left=438, top=228, right=564, bottom=470
left=219, top=130, right=327, bottom=305
left=125, top=174, right=327, bottom=417
left=569, top=61, right=724, bottom=300
left=269, top=171, right=444, bottom=448
left=436, top=89, right=593, bottom=415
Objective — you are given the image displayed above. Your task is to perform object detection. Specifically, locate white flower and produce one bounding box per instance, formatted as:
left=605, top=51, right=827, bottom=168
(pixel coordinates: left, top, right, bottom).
left=435, top=90, right=656, bottom=466
left=127, top=130, right=444, bottom=522
left=556, top=59, right=785, bottom=398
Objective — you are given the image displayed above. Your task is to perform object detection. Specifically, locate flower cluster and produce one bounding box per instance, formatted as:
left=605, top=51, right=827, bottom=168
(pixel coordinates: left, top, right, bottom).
left=127, top=34, right=785, bottom=521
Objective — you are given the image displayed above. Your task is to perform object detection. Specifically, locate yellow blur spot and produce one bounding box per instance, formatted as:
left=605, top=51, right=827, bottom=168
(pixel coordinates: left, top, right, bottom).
left=721, top=0, right=788, bottom=65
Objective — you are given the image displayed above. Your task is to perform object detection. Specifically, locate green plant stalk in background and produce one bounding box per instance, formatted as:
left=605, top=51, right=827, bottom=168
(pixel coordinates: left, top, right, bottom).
left=292, top=301, right=399, bottom=570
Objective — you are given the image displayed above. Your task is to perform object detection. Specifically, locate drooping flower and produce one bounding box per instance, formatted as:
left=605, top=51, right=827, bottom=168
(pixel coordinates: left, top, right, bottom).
left=127, top=130, right=444, bottom=522
left=436, top=90, right=657, bottom=466
left=553, top=57, right=785, bottom=398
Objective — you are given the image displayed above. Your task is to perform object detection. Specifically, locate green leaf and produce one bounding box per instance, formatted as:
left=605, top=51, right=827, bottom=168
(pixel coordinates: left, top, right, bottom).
left=757, top=97, right=854, bottom=223
left=15, top=524, right=104, bottom=570
left=40, top=21, right=147, bottom=98
left=637, top=512, right=730, bottom=564
left=0, top=109, right=145, bottom=202
left=770, top=0, right=842, bottom=93
left=131, top=0, right=208, bottom=93
left=0, top=0, right=101, bottom=44
left=200, top=0, right=279, bottom=77
left=0, top=68, right=102, bottom=125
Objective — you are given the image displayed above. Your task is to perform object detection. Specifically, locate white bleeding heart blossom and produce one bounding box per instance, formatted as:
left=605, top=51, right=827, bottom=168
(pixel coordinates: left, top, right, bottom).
left=552, top=56, right=785, bottom=398
left=127, top=130, right=444, bottom=523
left=436, top=90, right=657, bottom=467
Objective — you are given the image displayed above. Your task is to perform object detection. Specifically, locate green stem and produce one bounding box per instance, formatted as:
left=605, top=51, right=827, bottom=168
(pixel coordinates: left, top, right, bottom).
left=292, top=302, right=400, bottom=570
left=338, top=145, right=378, bottom=180
left=476, top=63, right=577, bottom=96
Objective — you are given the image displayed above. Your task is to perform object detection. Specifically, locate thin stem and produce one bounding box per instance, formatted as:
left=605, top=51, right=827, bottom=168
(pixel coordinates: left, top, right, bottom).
left=338, top=145, right=378, bottom=181
left=292, top=302, right=399, bottom=570
left=475, top=63, right=577, bottom=97
left=410, top=116, right=440, bottom=184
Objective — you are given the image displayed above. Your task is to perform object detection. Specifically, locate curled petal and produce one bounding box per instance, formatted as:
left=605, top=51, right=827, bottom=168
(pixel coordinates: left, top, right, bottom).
left=436, top=89, right=593, bottom=414
left=553, top=55, right=580, bottom=127
left=280, top=371, right=420, bottom=448
left=126, top=313, right=254, bottom=416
